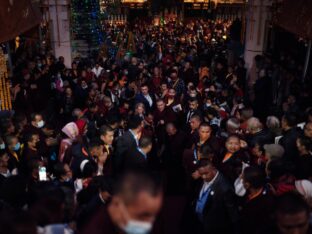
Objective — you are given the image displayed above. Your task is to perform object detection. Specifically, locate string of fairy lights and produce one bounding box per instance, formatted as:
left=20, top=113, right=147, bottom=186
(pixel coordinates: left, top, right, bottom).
left=0, top=48, right=12, bottom=111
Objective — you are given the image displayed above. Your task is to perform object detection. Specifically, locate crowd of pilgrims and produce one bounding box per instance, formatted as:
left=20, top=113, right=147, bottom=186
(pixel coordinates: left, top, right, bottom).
left=0, top=18, right=312, bottom=234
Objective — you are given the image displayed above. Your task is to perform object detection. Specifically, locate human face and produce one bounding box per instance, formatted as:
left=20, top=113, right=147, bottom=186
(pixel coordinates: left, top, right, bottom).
left=0, top=153, right=9, bottom=168
left=198, top=166, right=216, bottom=182
left=141, top=86, right=149, bottom=95
left=62, top=164, right=72, bottom=181
left=199, top=126, right=212, bottom=142
left=304, top=123, right=312, bottom=138
left=8, top=137, right=18, bottom=151
left=30, top=134, right=40, bottom=149
left=157, top=101, right=165, bottom=112
left=101, top=131, right=114, bottom=145
left=97, top=151, right=108, bottom=164
left=126, top=191, right=162, bottom=223
left=251, top=144, right=263, bottom=158
left=190, top=118, right=200, bottom=131
left=136, top=105, right=145, bottom=115
left=277, top=211, right=309, bottom=234
left=226, top=137, right=240, bottom=153
left=166, top=125, right=176, bottom=136
left=161, top=84, right=168, bottom=93
left=33, top=115, right=44, bottom=128
left=168, top=89, right=176, bottom=98
left=189, top=101, right=198, bottom=110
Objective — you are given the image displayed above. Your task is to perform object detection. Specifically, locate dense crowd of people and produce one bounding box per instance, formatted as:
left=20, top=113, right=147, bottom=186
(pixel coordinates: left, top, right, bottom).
left=0, top=18, right=312, bottom=234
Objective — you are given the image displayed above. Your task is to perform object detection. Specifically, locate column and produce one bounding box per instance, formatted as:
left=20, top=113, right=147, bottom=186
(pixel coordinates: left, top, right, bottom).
left=45, top=0, right=72, bottom=67
left=244, top=0, right=272, bottom=69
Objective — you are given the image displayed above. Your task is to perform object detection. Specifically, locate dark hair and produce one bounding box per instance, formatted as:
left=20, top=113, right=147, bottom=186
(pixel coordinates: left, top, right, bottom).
left=127, top=115, right=143, bottom=130
left=0, top=150, right=6, bottom=158
left=53, top=163, right=66, bottom=180
left=283, top=113, right=297, bottom=127
left=243, top=166, right=266, bottom=189
left=188, top=97, right=198, bottom=103
left=275, top=192, right=310, bottom=216
left=24, top=132, right=39, bottom=144
left=82, top=160, right=97, bottom=178
left=4, top=134, right=17, bottom=146
left=139, top=136, right=153, bottom=149
left=197, top=158, right=216, bottom=168
left=114, top=171, right=161, bottom=205
left=199, top=122, right=211, bottom=129
left=88, top=138, right=104, bottom=151
left=30, top=113, right=41, bottom=122
left=205, top=107, right=219, bottom=118
left=199, top=144, right=215, bottom=160
left=297, top=135, right=312, bottom=152
left=106, top=114, right=120, bottom=126
left=190, top=114, right=202, bottom=122
left=99, top=125, right=114, bottom=136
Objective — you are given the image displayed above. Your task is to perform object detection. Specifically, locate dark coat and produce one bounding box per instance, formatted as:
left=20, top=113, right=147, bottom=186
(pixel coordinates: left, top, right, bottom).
left=124, top=148, right=148, bottom=171
left=192, top=173, right=239, bottom=234
left=279, top=127, right=302, bottom=162
left=135, top=93, right=156, bottom=112
left=113, top=131, right=138, bottom=174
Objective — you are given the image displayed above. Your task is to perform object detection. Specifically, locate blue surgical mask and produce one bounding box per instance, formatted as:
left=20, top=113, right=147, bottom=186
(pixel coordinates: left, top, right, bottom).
left=0, top=143, right=5, bottom=150
left=122, top=220, right=152, bottom=234
left=13, top=142, right=21, bottom=151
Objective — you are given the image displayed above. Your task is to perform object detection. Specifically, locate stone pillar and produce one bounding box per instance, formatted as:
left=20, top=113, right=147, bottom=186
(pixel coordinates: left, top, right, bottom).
left=244, top=0, right=272, bottom=69
left=44, top=0, right=72, bottom=68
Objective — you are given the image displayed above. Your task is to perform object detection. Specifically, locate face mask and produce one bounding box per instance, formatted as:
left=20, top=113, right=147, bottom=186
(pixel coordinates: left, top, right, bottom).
left=123, top=220, right=152, bottom=234
left=14, top=142, right=21, bottom=151
left=37, top=120, right=45, bottom=128
left=0, top=143, right=5, bottom=150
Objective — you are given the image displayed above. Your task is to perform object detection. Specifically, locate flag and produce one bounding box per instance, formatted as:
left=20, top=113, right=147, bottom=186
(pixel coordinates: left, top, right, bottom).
left=0, top=0, right=41, bottom=43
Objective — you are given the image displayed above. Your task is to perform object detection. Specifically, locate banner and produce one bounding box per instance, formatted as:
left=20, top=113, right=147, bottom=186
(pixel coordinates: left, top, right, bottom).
left=0, top=0, right=41, bottom=43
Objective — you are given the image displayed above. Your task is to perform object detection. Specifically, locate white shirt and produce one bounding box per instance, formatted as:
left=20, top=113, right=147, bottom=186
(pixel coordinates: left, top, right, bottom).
left=199, top=172, right=219, bottom=198
left=92, top=66, right=103, bottom=78
left=144, top=94, right=153, bottom=107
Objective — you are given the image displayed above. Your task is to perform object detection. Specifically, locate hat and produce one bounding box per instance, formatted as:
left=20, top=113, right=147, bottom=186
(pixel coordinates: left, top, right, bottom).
left=264, top=144, right=285, bottom=159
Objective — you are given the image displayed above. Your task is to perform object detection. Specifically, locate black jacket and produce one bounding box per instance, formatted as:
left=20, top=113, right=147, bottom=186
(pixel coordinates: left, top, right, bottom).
left=192, top=173, right=239, bottom=234
left=279, top=127, right=302, bottom=162
left=124, top=148, right=148, bottom=171
left=113, top=131, right=138, bottom=174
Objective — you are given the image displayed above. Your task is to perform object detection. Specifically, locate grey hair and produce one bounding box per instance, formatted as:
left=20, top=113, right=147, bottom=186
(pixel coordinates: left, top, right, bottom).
left=266, top=116, right=280, bottom=129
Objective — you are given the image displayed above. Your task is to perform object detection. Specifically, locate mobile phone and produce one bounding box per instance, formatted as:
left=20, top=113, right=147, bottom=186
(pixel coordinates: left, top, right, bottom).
left=39, top=166, right=47, bottom=181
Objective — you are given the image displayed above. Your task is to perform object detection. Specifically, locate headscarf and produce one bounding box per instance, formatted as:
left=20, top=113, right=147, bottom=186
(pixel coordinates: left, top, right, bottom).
left=75, top=119, right=87, bottom=136
left=62, top=122, right=79, bottom=140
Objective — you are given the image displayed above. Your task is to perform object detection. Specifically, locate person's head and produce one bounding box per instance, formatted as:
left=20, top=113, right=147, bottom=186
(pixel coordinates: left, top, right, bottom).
left=139, top=136, right=153, bottom=154
left=100, top=125, right=114, bottom=146
left=160, top=82, right=168, bottom=93
left=5, top=134, right=20, bottom=152
left=81, top=160, right=98, bottom=178
left=88, top=138, right=104, bottom=159
left=275, top=192, right=310, bottom=234
left=188, top=98, right=199, bottom=111
left=251, top=142, right=264, bottom=158
left=168, top=88, right=176, bottom=98
left=103, top=96, right=113, bottom=108
left=242, top=166, right=266, bottom=191
left=247, top=117, right=263, bottom=134
left=198, top=123, right=212, bottom=142
left=190, top=115, right=202, bottom=131
left=156, top=99, right=165, bottom=112
left=128, top=115, right=144, bottom=132
left=264, top=144, right=285, bottom=161
left=225, top=135, right=241, bottom=153
left=198, top=144, right=215, bottom=162
left=0, top=150, right=9, bottom=168
left=304, top=122, right=312, bottom=139
left=197, top=160, right=218, bottom=182
left=282, top=113, right=297, bottom=130
left=109, top=172, right=163, bottom=232
left=72, top=108, right=84, bottom=120
left=135, top=103, right=146, bottom=116
left=166, top=122, right=177, bottom=136
left=226, top=118, right=240, bottom=134
left=266, top=116, right=280, bottom=130
left=30, top=113, right=45, bottom=129
left=61, top=122, right=79, bottom=140
left=140, top=84, right=149, bottom=96
left=170, top=70, right=178, bottom=80
left=240, top=108, right=254, bottom=122
left=54, top=163, right=72, bottom=182
left=296, top=136, right=312, bottom=156
left=25, top=132, right=40, bottom=150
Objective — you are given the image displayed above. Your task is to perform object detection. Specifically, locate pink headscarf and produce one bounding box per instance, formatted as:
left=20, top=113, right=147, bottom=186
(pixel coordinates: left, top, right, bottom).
left=62, top=122, right=79, bottom=140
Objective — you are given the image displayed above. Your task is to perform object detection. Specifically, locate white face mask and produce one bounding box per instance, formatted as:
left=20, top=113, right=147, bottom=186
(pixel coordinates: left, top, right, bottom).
left=0, top=143, right=5, bottom=150
left=122, top=220, right=152, bottom=234
left=37, top=120, right=45, bottom=128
